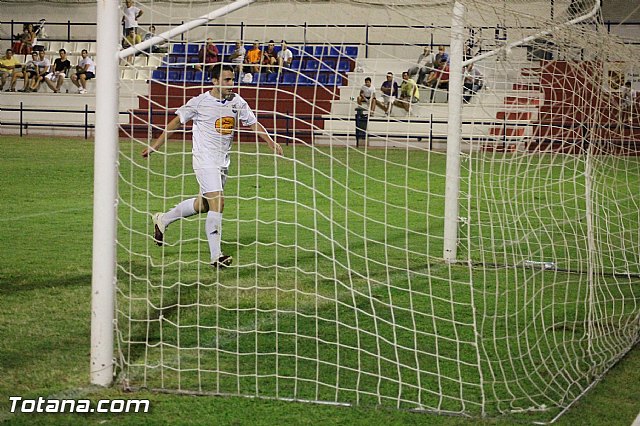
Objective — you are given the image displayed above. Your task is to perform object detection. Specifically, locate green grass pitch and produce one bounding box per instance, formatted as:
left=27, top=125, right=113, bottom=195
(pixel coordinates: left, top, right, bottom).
left=0, top=135, right=638, bottom=425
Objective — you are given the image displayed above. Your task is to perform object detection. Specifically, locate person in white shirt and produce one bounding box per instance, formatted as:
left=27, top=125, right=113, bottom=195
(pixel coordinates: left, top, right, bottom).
left=122, top=0, right=143, bottom=34
left=620, top=81, right=638, bottom=126
left=28, top=49, right=51, bottom=92
left=277, top=40, right=293, bottom=69
left=408, top=46, right=436, bottom=86
left=463, top=63, right=483, bottom=104
left=142, top=63, right=284, bottom=268
left=71, top=49, right=96, bottom=94
left=229, top=40, right=246, bottom=81
left=357, top=77, right=377, bottom=113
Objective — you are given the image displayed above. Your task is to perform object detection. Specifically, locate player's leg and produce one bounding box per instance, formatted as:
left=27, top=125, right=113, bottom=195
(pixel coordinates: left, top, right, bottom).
left=197, top=167, right=232, bottom=267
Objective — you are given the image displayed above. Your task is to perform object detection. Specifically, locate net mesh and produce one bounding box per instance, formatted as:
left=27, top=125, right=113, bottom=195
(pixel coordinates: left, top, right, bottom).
left=115, top=0, right=640, bottom=421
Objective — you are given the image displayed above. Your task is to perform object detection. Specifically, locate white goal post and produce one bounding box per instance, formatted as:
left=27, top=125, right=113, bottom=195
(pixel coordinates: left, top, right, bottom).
left=91, top=0, right=640, bottom=422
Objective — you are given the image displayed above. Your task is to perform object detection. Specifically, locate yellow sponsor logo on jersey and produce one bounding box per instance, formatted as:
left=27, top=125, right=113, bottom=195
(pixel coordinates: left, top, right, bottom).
left=215, top=116, right=235, bottom=135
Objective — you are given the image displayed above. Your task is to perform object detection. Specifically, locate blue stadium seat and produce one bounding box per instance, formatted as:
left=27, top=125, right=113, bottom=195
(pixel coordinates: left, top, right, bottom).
left=187, top=44, right=200, bottom=54
left=281, top=72, right=297, bottom=85
left=303, top=59, right=319, bottom=71
left=327, top=74, right=343, bottom=86
left=326, top=46, right=341, bottom=57
left=290, top=59, right=302, bottom=71
left=172, top=44, right=186, bottom=54
left=304, top=45, right=314, bottom=55
left=320, top=60, right=336, bottom=71
left=151, top=69, right=166, bottom=81
left=265, top=72, right=278, bottom=84
left=298, top=74, right=315, bottom=86
left=317, top=73, right=328, bottom=85
left=191, top=70, right=204, bottom=82
left=314, top=46, right=327, bottom=57
left=337, top=60, right=350, bottom=72
left=344, top=46, right=358, bottom=58
left=167, top=70, right=183, bottom=82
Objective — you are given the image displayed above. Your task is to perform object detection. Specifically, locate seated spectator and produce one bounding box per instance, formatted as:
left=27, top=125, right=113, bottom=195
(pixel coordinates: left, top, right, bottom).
left=0, top=49, right=19, bottom=91
left=375, top=71, right=399, bottom=114
left=357, top=77, right=377, bottom=113
left=408, top=46, right=436, bottom=86
left=262, top=40, right=277, bottom=74
left=425, top=60, right=450, bottom=102
left=229, top=40, right=246, bottom=81
left=435, top=45, right=449, bottom=65
left=122, top=27, right=142, bottom=49
left=14, top=23, right=37, bottom=55
left=245, top=41, right=262, bottom=75
left=463, top=63, right=483, bottom=104
left=44, top=49, right=71, bottom=93
left=71, top=49, right=96, bottom=94
left=10, top=51, right=39, bottom=92
left=392, top=71, right=420, bottom=114
left=194, top=38, right=219, bottom=78
left=142, top=25, right=167, bottom=53
left=277, top=40, right=293, bottom=70
left=29, top=49, right=51, bottom=92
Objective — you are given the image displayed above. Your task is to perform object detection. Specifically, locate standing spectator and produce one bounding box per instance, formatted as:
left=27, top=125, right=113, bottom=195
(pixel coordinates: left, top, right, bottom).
left=408, top=46, right=436, bottom=86
left=195, top=38, right=219, bottom=79
left=141, top=63, right=283, bottom=268
left=277, top=40, right=293, bottom=70
left=357, top=77, right=377, bottom=113
left=425, top=60, right=450, bottom=102
left=122, top=0, right=143, bottom=35
left=245, top=41, right=262, bottom=75
left=71, top=49, right=96, bottom=94
left=0, top=49, right=19, bottom=91
left=44, top=48, right=71, bottom=93
left=262, top=40, right=278, bottom=74
left=463, top=63, right=483, bottom=103
left=30, top=49, right=51, bottom=92
left=229, top=40, right=246, bottom=81
left=392, top=71, right=420, bottom=114
left=435, top=45, right=449, bottom=65
left=375, top=72, right=399, bottom=114
left=12, top=51, right=39, bottom=92
left=620, top=81, right=638, bottom=127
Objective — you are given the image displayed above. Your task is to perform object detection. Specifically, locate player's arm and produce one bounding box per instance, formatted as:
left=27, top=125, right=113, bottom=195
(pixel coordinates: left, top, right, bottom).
left=249, top=121, right=283, bottom=156
left=142, top=115, right=182, bottom=157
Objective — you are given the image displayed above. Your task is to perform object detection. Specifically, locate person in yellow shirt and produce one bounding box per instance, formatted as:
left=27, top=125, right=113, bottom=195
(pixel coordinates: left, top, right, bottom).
left=0, top=49, right=19, bottom=91
left=392, top=71, right=420, bottom=114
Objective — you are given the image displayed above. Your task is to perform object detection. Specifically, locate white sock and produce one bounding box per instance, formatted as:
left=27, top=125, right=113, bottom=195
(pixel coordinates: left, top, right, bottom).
left=162, top=198, right=197, bottom=228
left=206, top=211, right=223, bottom=261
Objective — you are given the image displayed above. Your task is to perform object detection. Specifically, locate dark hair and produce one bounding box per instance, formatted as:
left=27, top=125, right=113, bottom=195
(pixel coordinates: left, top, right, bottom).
left=364, top=77, right=371, bottom=82
left=211, top=63, right=234, bottom=81
left=59, top=48, right=66, bottom=54
left=6, top=49, right=12, bottom=53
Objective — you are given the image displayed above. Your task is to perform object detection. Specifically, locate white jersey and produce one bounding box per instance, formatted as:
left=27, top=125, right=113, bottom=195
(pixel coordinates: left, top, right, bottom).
left=79, top=56, right=96, bottom=74
left=176, top=91, right=257, bottom=169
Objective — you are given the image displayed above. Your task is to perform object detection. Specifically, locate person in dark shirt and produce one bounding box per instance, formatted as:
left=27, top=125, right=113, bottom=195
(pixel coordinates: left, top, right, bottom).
left=375, top=71, right=399, bottom=114
left=44, top=49, right=71, bottom=93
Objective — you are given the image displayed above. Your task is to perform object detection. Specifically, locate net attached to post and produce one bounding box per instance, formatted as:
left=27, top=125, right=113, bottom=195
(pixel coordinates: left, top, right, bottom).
left=114, top=0, right=640, bottom=421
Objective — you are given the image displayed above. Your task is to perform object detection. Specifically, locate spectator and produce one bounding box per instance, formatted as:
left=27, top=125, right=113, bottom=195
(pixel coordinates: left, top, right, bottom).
left=0, top=49, right=19, bottom=91
left=10, top=51, right=39, bottom=92
left=122, top=0, right=143, bottom=35
left=375, top=71, right=399, bottom=114
left=435, top=45, right=449, bottom=65
left=245, top=41, right=262, bottom=75
left=408, top=46, right=436, bottom=86
left=463, top=63, right=483, bottom=104
left=277, top=40, right=293, bottom=70
left=620, top=81, right=638, bottom=126
left=123, top=27, right=142, bottom=49
left=357, top=77, right=377, bottom=113
left=30, top=49, right=51, bottom=92
left=71, top=49, right=96, bottom=94
left=425, top=60, right=450, bottom=102
left=195, top=38, right=219, bottom=78
left=229, top=40, right=246, bottom=81
left=15, top=23, right=37, bottom=55
left=392, top=71, right=420, bottom=114
left=44, top=48, right=71, bottom=93
left=142, top=25, right=167, bottom=53
left=262, top=40, right=277, bottom=74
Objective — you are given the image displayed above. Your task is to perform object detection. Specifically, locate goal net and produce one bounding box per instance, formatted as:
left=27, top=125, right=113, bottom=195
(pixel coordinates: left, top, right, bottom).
left=111, top=0, right=640, bottom=421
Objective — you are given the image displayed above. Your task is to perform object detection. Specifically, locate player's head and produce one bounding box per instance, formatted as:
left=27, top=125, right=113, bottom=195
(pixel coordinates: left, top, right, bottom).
left=364, top=77, right=371, bottom=86
left=211, top=63, right=235, bottom=98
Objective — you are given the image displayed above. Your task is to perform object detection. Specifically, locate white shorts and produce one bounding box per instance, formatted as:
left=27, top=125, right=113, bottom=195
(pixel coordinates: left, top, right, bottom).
left=195, top=166, right=228, bottom=194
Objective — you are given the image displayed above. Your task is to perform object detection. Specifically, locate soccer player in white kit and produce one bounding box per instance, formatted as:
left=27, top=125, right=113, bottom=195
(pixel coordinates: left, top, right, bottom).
left=142, top=63, right=283, bottom=268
